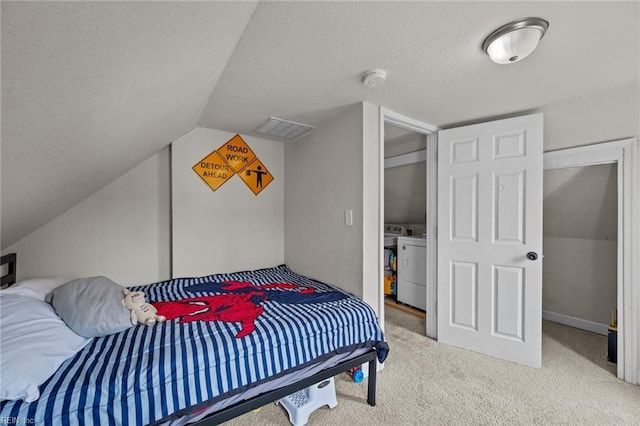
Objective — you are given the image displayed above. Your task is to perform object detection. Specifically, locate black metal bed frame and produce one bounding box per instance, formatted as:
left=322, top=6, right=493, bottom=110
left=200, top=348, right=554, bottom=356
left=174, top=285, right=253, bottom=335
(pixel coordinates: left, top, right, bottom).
left=0, top=253, right=16, bottom=287
left=0, top=253, right=379, bottom=425
left=193, top=348, right=378, bottom=425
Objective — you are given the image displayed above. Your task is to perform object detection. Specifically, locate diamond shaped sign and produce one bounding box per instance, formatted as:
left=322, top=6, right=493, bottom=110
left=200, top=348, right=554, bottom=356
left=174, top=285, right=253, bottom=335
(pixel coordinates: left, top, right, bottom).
left=239, top=158, right=274, bottom=195
left=192, top=150, right=234, bottom=191
left=216, top=134, right=256, bottom=173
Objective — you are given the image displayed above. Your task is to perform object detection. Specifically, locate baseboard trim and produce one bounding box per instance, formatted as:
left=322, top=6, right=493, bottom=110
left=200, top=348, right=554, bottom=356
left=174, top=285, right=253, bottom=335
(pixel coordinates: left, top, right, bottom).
left=542, top=310, right=608, bottom=336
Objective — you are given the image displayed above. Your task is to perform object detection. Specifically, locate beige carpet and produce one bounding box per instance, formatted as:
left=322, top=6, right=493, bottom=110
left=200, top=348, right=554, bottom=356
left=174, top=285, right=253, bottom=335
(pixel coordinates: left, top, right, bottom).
left=223, top=307, right=640, bottom=425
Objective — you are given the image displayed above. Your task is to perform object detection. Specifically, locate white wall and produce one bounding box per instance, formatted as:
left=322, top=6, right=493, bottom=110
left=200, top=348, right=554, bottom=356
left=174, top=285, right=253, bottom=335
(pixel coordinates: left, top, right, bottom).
left=3, top=126, right=285, bottom=286
left=284, top=103, right=365, bottom=298
left=362, top=102, right=381, bottom=311
left=384, top=162, right=426, bottom=225
left=543, top=237, right=617, bottom=326
left=2, top=148, right=171, bottom=286
left=384, top=130, right=427, bottom=226
left=171, top=127, right=284, bottom=277
left=384, top=131, right=425, bottom=157
left=543, top=85, right=638, bottom=151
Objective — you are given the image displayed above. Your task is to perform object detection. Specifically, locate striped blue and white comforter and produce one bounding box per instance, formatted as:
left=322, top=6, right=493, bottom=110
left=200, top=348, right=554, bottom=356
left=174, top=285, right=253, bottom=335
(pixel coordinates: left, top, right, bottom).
left=0, top=265, right=388, bottom=425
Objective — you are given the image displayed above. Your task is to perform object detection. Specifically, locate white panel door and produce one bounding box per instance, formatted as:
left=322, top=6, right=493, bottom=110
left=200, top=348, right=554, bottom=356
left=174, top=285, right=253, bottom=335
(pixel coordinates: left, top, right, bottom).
left=437, top=113, right=543, bottom=368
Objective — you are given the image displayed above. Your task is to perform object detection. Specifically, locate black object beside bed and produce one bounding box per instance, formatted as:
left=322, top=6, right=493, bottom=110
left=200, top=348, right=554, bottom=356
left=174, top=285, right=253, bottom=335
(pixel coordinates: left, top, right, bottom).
left=0, top=253, right=16, bottom=287
left=0, top=254, right=388, bottom=426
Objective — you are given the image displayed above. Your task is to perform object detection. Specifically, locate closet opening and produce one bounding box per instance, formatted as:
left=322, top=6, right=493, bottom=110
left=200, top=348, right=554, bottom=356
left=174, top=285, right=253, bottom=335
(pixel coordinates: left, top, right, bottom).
left=542, top=163, right=618, bottom=376
left=377, top=108, right=438, bottom=338
left=383, top=123, right=427, bottom=333
left=543, top=138, right=637, bottom=384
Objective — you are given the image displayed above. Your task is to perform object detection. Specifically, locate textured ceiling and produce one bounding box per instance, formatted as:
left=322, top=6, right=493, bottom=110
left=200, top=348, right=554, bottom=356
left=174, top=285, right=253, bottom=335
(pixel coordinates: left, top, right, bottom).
left=199, top=1, right=639, bottom=133
left=1, top=1, right=258, bottom=247
left=1, top=1, right=638, bottom=248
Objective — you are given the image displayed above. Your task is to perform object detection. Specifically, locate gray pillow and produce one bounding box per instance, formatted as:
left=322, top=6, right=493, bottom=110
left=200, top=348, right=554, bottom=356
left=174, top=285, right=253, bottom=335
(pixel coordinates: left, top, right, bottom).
left=46, top=276, right=133, bottom=338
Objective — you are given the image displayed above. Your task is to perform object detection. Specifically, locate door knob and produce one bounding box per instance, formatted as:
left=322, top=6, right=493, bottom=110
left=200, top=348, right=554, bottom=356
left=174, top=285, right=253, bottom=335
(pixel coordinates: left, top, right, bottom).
left=526, top=252, right=538, bottom=261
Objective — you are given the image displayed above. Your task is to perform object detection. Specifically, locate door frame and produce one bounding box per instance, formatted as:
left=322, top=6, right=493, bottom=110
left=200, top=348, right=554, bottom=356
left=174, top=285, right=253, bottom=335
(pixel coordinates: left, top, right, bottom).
left=544, top=138, right=637, bottom=384
left=378, top=107, right=439, bottom=337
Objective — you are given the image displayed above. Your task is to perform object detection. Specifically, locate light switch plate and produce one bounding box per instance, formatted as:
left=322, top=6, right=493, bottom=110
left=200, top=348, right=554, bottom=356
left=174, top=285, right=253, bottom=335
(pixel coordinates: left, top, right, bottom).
left=344, top=209, right=353, bottom=226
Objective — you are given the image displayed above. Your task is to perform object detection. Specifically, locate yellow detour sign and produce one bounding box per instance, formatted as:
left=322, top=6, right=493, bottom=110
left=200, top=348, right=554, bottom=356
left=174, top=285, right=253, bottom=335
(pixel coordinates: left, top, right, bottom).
left=240, top=158, right=274, bottom=195
left=217, top=134, right=256, bottom=173
left=192, top=150, right=234, bottom=191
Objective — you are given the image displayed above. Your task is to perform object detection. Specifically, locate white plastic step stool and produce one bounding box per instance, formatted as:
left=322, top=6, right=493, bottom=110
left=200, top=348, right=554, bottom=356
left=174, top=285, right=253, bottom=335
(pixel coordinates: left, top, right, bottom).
left=277, top=377, right=338, bottom=426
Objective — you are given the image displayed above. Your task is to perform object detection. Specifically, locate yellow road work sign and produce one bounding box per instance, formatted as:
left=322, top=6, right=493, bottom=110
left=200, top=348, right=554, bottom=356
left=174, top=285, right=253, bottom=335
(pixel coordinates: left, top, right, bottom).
left=240, top=158, right=274, bottom=195
left=217, top=134, right=256, bottom=173
left=192, top=150, right=234, bottom=191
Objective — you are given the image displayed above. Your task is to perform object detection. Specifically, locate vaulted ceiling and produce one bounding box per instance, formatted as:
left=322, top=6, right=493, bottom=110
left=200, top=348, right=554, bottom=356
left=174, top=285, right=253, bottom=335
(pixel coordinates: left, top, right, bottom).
left=2, top=1, right=638, bottom=248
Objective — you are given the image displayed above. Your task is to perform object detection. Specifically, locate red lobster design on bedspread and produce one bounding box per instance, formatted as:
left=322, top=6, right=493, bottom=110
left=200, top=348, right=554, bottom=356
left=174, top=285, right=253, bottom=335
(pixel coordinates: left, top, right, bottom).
left=152, top=280, right=348, bottom=338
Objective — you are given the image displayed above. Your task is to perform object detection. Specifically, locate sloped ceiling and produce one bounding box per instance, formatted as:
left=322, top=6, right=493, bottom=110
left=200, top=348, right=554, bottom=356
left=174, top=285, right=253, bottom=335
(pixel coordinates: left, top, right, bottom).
left=544, top=164, right=618, bottom=241
left=2, top=1, right=638, bottom=248
left=1, top=1, right=258, bottom=247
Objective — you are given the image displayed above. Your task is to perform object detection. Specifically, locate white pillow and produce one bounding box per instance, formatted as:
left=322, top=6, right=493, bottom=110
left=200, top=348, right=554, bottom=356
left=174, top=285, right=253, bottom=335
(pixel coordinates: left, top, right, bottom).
left=1, top=277, right=68, bottom=301
left=0, top=292, right=92, bottom=402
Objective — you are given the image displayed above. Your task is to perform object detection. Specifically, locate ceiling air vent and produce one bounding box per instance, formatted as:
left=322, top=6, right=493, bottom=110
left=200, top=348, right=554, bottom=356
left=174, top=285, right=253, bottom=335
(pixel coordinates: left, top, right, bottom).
left=254, top=117, right=314, bottom=141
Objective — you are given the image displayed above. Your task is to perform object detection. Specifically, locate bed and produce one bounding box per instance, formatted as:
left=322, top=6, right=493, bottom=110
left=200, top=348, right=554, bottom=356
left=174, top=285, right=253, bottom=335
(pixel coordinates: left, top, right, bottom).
left=0, top=253, right=388, bottom=425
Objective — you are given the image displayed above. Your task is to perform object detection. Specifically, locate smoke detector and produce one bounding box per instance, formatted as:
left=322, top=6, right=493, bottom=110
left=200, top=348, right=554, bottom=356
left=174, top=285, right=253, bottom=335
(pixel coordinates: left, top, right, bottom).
left=362, top=69, right=387, bottom=88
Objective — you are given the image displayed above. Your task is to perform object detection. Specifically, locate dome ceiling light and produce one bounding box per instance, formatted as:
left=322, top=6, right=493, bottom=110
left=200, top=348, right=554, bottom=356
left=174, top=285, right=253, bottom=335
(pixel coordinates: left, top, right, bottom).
left=482, top=17, right=549, bottom=64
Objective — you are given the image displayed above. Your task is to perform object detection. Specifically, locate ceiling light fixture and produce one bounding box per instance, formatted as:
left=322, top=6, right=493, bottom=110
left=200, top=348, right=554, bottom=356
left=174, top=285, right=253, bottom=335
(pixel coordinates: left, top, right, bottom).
left=482, top=17, right=549, bottom=64
left=362, top=69, right=387, bottom=87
